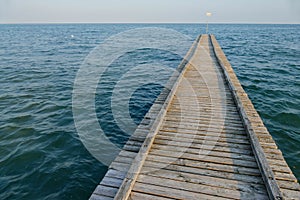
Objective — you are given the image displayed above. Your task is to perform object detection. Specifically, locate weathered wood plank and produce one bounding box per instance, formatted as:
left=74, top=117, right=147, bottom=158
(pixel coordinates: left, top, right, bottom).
left=136, top=174, right=269, bottom=199
left=164, top=115, right=244, bottom=126
left=166, top=111, right=242, bottom=121
left=105, top=169, right=127, bottom=180
left=163, top=119, right=245, bottom=130
left=122, top=145, right=141, bottom=153
left=154, top=135, right=253, bottom=155
left=154, top=136, right=252, bottom=149
left=100, top=176, right=123, bottom=188
left=118, top=150, right=138, bottom=159
left=129, top=192, right=173, bottom=200
left=93, top=185, right=118, bottom=198
left=146, top=149, right=259, bottom=170
left=114, top=156, right=135, bottom=165
left=277, top=180, right=300, bottom=191
left=151, top=143, right=256, bottom=162
left=281, top=189, right=300, bottom=199
left=133, top=182, right=229, bottom=200
left=90, top=194, right=114, bottom=200
left=160, top=125, right=247, bottom=136
left=144, top=156, right=263, bottom=180
left=158, top=129, right=248, bottom=140
left=161, top=126, right=247, bottom=136
left=140, top=166, right=267, bottom=194
left=110, top=161, right=131, bottom=172
left=156, top=132, right=251, bottom=145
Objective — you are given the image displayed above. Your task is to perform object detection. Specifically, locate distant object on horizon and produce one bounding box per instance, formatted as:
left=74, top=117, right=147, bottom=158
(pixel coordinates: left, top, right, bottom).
left=206, top=12, right=212, bottom=17
left=206, top=12, right=212, bottom=34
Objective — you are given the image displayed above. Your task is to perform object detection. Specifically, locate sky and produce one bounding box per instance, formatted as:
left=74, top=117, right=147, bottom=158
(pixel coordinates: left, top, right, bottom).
left=0, top=0, right=299, bottom=24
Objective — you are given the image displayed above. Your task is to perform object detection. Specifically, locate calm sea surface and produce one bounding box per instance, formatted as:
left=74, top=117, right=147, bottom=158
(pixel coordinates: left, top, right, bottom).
left=0, top=24, right=299, bottom=199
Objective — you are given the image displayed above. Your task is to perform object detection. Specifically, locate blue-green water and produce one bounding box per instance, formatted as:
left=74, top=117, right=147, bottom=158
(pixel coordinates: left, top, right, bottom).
left=0, top=24, right=299, bottom=199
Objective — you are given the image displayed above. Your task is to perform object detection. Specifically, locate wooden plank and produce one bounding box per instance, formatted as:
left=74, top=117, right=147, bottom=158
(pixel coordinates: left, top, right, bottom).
left=274, top=171, right=298, bottom=182
left=163, top=119, right=245, bottom=129
left=114, top=156, right=135, bottom=165
left=118, top=150, right=138, bottom=159
left=136, top=174, right=269, bottom=199
left=260, top=142, right=279, bottom=149
left=100, top=176, right=123, bottom=188
left=281, top=189, right=300, bottom=199
left=131, top=130, right=148, bottom=138
left=93, top=185, right=118, bottom=198
left=128, top=136, right=146, bottom=143
left=277, top=180, right=300, bottom=191
left=123, top=140, right=143, bottom=148
left=158, top=129, right=248, bottom=140
left=90, top=194, right=114, bottom=200
left=265, top=153, right=287, bottom=161
left=161, top=126, right=247, bottom=136
left=169, top=103, right=238, bottom=111
left=165, top=112, right=241, bottom=121
left=105, top=169, right=127, bottom=180
left=160, top=125, right=247, bottom=136
left=161, top=120, right=245, bottom=130
left=147, top=148, right=259, bottom=169
left=140, top=166, right=267, bottom=194
left=151, top=143, right=256, bottom=162
left=166, top=108, right=241, bottom=118
left=154, top=136, right=252, bottom=149
left=133, top=182, right=229, bottom=200
left=154, top=135, right=253, bottom=155
left=166, top=111, right=242, bottom=121
left=170, top=101, right=237, bottom=108
left=156, top=132, right=250, bottom=145
left=170, top=95, right=236, bottom=101
left=109, top=161, right=131, bottom=172
left=168, top=105, right=238, bottom=114
left=164, top=116, right=244, bottom=126
left=144, top=155, right=263, bottom=180
left=165, top=110, right=235, bottom=117
left=122, top=145, right=141, bottom=153
left=129, top=192, right=173, bottom=200
left=269, top=159, right=291, bottom=168
left=269, top=165, right=296, bottom=174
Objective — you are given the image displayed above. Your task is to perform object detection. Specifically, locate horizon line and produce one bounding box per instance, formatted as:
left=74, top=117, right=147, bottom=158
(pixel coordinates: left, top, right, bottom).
left=1, top=22, right=300, bottom=25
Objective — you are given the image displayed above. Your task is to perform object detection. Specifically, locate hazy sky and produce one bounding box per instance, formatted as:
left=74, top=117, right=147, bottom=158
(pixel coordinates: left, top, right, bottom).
left=0, top=0, right=299, bottom=24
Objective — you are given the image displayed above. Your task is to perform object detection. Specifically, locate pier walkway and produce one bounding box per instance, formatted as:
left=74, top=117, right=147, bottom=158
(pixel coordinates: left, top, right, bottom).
left=90, top=35, right=300, bottom=200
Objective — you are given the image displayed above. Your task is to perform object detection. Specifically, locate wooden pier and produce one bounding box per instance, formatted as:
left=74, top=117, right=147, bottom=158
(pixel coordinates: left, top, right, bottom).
left=90, top=35, right=300, bottom=200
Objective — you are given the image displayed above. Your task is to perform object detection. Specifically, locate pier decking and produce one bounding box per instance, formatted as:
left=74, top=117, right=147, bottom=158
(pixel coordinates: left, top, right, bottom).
left=90, top=35, right=300, bottom=200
